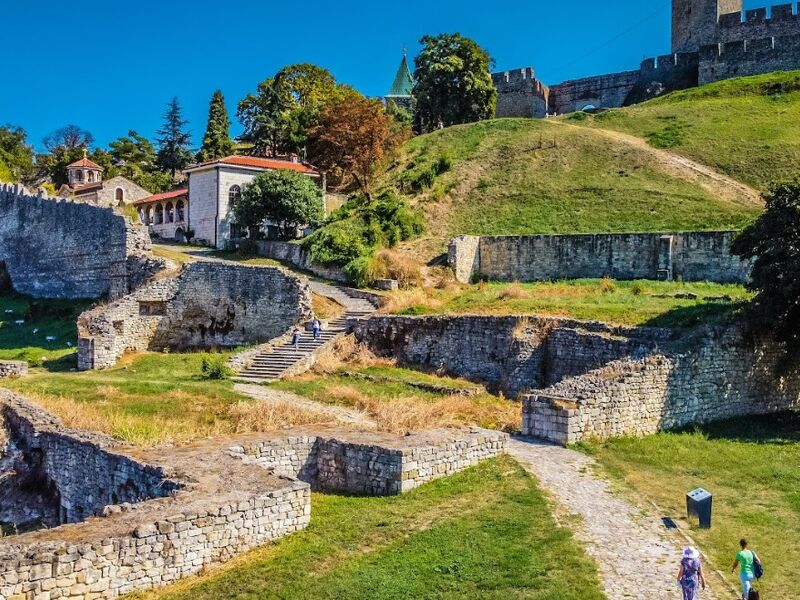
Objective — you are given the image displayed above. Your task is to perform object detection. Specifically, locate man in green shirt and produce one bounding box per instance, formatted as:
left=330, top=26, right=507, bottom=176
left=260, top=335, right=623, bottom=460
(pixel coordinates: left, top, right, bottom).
left=731, top=538, right=759, bottom=599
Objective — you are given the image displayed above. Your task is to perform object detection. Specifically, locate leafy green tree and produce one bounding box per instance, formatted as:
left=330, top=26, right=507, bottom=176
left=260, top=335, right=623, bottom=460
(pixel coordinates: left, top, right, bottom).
left=110, top=130, right=174, bottom=193
left=0, top=126, right=35, bottom=183
left=197, top=90, right=235, bottom=162
left=156, top=97, right=193, bottom=177
left=412, top=33, right=497, bottom=133
left=235, top=170, right=323, bottom=240
left=238, top=64, right=351, bottom=156
left=732, top=183, right=800, bottom=361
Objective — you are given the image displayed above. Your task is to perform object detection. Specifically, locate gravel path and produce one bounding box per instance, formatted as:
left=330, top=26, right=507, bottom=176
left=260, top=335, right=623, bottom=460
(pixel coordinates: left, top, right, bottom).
left=507, top=438, right=723, bottom=600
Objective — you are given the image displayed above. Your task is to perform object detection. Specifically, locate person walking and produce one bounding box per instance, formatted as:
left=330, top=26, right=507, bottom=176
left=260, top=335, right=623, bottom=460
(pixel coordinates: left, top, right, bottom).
left=677, top=546, right=706, bottom=600
left=312, top=318, right=321, bottom=341
left=291, top=327, right=302, bottom=353
left=731, top=538, right=760, bottom=600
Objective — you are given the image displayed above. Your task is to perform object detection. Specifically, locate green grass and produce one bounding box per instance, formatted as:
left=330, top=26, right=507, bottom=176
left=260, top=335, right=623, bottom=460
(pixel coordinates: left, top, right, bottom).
left=580, top=414, right=800, bottom=599
left=382, top=119, right=760, bottom=259
left=574, top=70, right=800, bottom=192
left=130, top=455, right=605, bottom=600
left=382, top=279, right=752, bottom=329
left=0, top=292, right=89, bottom=365
left=3, top=352, right=248, bottom=445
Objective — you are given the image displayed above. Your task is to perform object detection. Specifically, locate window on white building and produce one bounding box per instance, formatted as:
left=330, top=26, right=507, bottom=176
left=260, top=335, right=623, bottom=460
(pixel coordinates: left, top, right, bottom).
left=229, top=185, right=241, bottom=207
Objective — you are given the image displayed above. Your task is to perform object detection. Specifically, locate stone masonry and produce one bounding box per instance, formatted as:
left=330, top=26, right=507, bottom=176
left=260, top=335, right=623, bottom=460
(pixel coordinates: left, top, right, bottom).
left=0, top=362, right=27, bottom=379
left=449, top=231, right=751, bottom=284
left=77, top=261, right=313, bottom=370
left=0, top=183, right=164, bottom=300
left=0, top=391, right=505, bottom=599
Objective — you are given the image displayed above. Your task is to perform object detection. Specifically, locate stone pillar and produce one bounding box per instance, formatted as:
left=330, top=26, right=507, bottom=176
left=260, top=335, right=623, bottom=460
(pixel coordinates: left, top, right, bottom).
left=448, top=235, right=481, bottom=283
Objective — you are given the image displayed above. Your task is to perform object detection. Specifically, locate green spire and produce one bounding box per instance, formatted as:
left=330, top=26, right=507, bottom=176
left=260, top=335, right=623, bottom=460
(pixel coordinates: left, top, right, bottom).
left=388, top=50, right=414, bottom=98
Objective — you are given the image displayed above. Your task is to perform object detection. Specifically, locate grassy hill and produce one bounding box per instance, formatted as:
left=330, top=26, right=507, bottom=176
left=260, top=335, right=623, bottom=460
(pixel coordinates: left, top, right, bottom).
left=381, top=118, right=761, bottom=258
left=571, top=70, right=800, bottom=192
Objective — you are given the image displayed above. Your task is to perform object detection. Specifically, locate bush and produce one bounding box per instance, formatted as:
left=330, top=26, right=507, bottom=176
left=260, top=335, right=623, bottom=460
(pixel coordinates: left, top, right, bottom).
left=201, top=356, right=233, bottom=380
left=303, top=220, right=370, bottom=266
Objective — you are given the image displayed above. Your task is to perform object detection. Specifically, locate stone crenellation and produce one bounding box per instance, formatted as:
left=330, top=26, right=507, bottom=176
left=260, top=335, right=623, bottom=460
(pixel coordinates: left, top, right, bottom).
left=494, top=1, right=800, bottom=118
left=77, top=261, right=314, bottom=370
left=449, top=231, right=752, bottom=284
left=0, top=183, right=164, bottom=301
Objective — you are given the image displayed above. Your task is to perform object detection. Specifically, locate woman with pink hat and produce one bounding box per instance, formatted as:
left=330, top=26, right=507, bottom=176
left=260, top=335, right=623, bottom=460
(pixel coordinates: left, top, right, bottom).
left=677, top=546, right=707, bottom=600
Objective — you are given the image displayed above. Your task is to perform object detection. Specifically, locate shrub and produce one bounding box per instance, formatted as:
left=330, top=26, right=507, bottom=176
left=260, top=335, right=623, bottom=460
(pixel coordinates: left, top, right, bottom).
left=599, top=276, right=616, bottom=294
left=200, top=356, right=233, bottom=380
left=303, top=220, right=369, bottom=266
left=631, top=281, right=646, bottom=296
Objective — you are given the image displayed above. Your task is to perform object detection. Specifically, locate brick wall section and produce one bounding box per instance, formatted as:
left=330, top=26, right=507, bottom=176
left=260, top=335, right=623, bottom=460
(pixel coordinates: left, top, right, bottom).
left=353, top=315, right=668, bottom=398
left=77, top=262, right=313, bottom=370
left=522, top=325, right=800, bottom=444
left=449, top=231, right=751, bottom=284
left=0, top=184, right=163, bottom=300
left=0, top=361, right=27, bottom=378
left=230, top=428, right=508, bottom=496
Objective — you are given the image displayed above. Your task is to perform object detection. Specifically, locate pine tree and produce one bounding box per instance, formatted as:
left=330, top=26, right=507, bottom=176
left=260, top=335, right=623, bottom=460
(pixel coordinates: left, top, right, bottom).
left=197, top=90, right=235, bottom=163
left=156, top=97, right=193, bottom=177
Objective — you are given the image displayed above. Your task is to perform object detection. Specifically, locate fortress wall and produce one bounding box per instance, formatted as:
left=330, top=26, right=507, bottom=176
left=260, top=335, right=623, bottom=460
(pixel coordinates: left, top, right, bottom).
left=547, top=70, right=640, bottom=115
left=449, top=232, right=751, bottom=284
left=699, top=33, right=800, bottom=83
left=493, top=67, right=550, bottom=118
left=523, top=326, right=800, bottom=443
left=717, top=3, right=800, bottom=42
left=77, top=262, right=313, bottom=370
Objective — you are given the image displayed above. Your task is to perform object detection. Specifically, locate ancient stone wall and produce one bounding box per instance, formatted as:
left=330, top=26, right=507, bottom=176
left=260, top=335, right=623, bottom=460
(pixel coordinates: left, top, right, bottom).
left=0, top=183, right=163, bottom=300
left=449, top=231, right=751, bottom=284
left=254, top=240, right=347, bottom=283
left=78, top=261, right=313, bottom=370
left=699, top=33, right=800, bottom=84
left=523, top=325, right=800, bottom=443
left=548, top=70, right=641, bottom=115
left=0, top=361, right=27, bottom=379
left=717, top=3, right=800, bottom=43
left=491, top=68, right=550, bottom=118
left=353, top=315, right=668, bottom=398
left=230, top=428, right=508, bottom=495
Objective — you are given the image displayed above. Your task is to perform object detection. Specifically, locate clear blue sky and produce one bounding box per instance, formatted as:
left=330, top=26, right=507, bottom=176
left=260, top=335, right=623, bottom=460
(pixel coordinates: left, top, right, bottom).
left=1, top=0, right=762, bottom=151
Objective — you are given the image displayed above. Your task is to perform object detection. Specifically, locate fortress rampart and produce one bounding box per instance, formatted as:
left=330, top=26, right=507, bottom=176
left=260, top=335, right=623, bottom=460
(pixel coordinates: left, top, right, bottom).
left=700, top=32, right=800, bottom=83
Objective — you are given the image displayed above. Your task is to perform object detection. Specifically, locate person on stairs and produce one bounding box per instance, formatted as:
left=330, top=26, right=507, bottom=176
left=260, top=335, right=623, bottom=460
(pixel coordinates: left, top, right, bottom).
left=312, top=318, right=321, bottom=341
left=292, top=327, right=302, bottom=353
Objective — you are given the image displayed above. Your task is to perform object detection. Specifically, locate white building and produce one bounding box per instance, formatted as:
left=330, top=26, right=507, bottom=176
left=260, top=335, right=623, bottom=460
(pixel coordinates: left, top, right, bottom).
left=183, top=155, right=323, bottom=249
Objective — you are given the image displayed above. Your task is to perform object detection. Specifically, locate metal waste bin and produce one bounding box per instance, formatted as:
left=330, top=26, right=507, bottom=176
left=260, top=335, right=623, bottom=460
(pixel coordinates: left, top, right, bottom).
left=686, top=488, right=712, bottom=529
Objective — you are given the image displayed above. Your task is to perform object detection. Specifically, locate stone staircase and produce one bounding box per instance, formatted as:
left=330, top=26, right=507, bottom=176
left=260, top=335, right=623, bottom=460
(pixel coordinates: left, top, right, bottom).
left=234, top=282, right=376, bottom=384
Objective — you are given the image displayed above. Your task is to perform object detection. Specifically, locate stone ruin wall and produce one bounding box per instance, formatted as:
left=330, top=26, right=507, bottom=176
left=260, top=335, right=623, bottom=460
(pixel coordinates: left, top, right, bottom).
left=449, top=231, right=751, bottom=284
left=0, top=361, right=27, bottom=379
left=78, top=261, right=313, bottom=370
left=523, top=325, right=800, bottom=444
left=353, top=315, right=669, bottom=399
left=0, top=183, right=164, bottom=301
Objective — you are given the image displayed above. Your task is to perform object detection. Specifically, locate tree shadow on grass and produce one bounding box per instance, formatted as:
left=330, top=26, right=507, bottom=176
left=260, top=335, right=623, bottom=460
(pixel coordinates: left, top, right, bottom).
left=642, top=302, right=746, bottom=331
left=677, top=412, right=800, bottom=445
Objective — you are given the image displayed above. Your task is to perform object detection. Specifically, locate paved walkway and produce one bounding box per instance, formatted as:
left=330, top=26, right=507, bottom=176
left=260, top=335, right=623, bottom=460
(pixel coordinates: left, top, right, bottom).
left=507, top=438, right=723, bottom=600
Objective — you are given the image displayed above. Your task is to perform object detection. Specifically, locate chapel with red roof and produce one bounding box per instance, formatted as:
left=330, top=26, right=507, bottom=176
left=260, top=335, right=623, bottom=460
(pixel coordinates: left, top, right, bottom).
left=58, top=151, right=152, bottom=207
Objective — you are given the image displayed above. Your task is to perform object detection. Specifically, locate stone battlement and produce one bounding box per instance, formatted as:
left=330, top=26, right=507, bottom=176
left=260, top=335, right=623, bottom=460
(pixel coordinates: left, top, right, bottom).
left=699, top=32, right=800, bottom=83
left=718, top=3, right=800, bottom=30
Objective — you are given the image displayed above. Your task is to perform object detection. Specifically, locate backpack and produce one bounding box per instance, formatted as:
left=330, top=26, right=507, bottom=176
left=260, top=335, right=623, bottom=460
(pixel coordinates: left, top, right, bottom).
left=752, top=550, right=764, bottom=580
left=748, top=589, right=760, bottom=600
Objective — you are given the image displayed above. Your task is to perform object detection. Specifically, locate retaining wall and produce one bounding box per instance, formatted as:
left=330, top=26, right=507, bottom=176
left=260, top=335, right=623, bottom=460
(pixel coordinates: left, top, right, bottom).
left=77, top=262, right=313, bottom=370
left=253, top=240, right=348, bottom=283
left=449, top=231, right=751, bottom=284
left=0, top=184, right=163, bottom=300
left=0, top=361, right=27, bottom=379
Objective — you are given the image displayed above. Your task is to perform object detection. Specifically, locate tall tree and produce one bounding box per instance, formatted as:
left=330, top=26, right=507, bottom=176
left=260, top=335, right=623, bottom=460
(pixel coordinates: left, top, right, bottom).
left=197, top=90, right=235, bottom=162
left=0, top=126, right=35, bottom=183
left=309, top=94, right=410, bottom=198
left=235, top=170, right=324, bottom=240
left=42, top=125, right=93, bottom=153
left=732, top=182, right=800, bottom=363
left=412, top=33, right=497, bottom=133
left=156, top=97, right=193, bottom=177
left=238, top=64, right=350, bottom=157
left=109, top=130, right=174, bottom=193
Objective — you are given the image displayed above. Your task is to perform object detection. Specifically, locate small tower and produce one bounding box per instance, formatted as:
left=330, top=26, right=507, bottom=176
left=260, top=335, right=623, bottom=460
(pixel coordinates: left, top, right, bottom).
left=672, top=0, right=743, bottom=53
left=386, top=49, right=414, bottom=110
left=66, top=150, right=103, bottom=186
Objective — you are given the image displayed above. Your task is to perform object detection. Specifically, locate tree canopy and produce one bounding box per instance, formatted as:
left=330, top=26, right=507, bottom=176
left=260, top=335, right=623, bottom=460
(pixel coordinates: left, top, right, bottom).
left=42, top=125, right=93, bottom=153
left=237, top=64, right=352, bottom=157
left=197, top=90, right=235, bottom=163
left=235, top=170, right=324, bottom=240
left=0, top=126, right=35, bottom=183
left=310, top=95, right=410, bottom=197
left=110, top=130, right=174, bottom=193
left=732, top=183, right=800, bottom=361
left=412, top=33, right=497, bottom=133
left=156, top=97, right=193, bottom=176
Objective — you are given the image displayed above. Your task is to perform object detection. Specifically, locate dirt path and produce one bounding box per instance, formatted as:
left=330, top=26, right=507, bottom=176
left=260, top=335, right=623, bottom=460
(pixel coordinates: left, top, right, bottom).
left=552, top=120, right=763, bottom=208
left=507, top=438, right=728, bottom=600
left=235, top=383, right=378, bottom=429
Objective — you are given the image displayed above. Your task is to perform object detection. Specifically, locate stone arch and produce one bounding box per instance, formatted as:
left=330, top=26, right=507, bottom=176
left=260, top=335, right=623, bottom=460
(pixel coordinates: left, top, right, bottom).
left=155, top=204, right=164, bottom=225
left=115, top=187, right=124, bottom=203
left=175, top=227, right=185, bottom=243
left=165, top=202, right=174, bottom=223
left=176, top=199, right=185, bottom=222
left=144, top=206, right=152, bottom=225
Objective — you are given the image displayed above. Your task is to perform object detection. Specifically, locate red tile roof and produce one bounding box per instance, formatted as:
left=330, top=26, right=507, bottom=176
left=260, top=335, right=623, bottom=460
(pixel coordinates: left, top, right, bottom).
left=66, top=157, right=104, bottom=170
left=134, top=188, right=188, bottom=205
left=185, top=155, right=318, bottom=175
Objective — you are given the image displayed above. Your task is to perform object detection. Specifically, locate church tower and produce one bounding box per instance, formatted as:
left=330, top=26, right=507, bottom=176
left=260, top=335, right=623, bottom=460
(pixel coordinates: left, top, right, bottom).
left=672, top=0, right=742, bottom=53
left=386, top=49, right=414, bottom=110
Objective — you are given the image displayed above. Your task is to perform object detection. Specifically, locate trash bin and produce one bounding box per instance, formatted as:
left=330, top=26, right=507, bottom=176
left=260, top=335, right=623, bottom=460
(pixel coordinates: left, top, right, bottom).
left=686, top=488, right=712, bottom=529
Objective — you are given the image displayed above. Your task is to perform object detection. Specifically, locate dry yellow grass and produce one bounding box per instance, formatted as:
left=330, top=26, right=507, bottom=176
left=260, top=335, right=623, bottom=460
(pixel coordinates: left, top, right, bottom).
left=312, top=335, right=391, bottom=374
left=228, top=400, right=333, bottom=433
left=499, top=282, right=532, bottom=300
left=373, top=249, right=423, bottom=288
left=312, top=293, right=345, bottom=321
left=379, top=288, right=445, bottom=314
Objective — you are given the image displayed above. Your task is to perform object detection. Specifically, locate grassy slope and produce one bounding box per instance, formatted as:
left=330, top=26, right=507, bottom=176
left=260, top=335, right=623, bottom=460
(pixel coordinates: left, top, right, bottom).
left=381, top=279, right=752, bottom=329
left=574, top=71, right=800, bottom=192
left=131, top=456, right=605, bottom=600
left=582, top=414, right=800, bottom=599
left=383, top=119, right=760, bottom=258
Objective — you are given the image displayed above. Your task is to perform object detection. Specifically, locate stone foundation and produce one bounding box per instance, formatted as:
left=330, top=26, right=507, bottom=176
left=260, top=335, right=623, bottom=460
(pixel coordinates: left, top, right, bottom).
left=0, top=361, right=27, bottom=379
left=77, top=261, right=313, bottom=370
